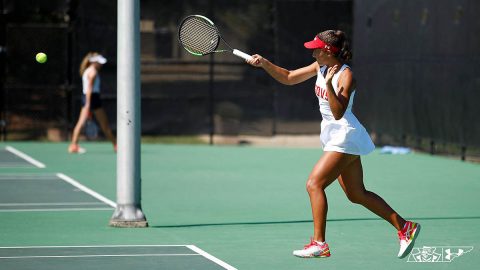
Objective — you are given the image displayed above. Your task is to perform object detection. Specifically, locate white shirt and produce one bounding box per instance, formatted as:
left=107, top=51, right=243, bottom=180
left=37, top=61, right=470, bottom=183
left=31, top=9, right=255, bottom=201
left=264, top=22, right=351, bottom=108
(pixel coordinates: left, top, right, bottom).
left=82, top=66, right=101, bottom=95
left=315, top=64, right=375, bottom=155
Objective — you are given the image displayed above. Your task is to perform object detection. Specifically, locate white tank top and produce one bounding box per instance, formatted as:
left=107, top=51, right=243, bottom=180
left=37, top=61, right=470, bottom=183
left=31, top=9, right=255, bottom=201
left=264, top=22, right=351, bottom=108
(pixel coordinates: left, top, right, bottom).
left=315, top=64, right=355, bottom=120
left=82, top=66, right=101, bottom=94
left=314, top=64, right=375, bottom=155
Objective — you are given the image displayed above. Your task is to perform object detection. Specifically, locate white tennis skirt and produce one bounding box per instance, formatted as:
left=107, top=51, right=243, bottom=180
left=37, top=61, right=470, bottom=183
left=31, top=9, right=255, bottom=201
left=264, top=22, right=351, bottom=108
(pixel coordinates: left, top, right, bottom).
left=320, top=114, right=375, bottom=155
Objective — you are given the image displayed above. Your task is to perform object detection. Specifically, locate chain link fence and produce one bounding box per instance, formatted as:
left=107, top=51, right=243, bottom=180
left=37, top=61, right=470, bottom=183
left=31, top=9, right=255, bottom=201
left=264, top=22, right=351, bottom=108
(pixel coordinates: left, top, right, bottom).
left=1, top=0, right=479, bottom=160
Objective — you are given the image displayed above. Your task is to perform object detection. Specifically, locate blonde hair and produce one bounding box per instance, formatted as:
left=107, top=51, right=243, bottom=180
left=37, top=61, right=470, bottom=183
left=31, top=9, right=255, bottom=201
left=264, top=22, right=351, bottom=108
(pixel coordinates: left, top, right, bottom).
left=79, top=52, right=100, bottom=76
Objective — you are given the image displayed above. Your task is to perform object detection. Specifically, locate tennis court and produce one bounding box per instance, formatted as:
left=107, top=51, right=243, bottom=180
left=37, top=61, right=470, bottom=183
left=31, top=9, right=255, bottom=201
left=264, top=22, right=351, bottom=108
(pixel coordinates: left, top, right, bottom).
left=0, top=245, right=234, bottom=270
left=0, top=142, right=478, bottom=269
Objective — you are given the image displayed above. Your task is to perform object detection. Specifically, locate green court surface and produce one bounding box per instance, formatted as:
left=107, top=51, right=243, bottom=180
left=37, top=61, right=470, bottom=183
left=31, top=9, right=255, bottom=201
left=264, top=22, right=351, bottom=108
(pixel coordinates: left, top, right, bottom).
left=0, top=141, right=479, bottom=269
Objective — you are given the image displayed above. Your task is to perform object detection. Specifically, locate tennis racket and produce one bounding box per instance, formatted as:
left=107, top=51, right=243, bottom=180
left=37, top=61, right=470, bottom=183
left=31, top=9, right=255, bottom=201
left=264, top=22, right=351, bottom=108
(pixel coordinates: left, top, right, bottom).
left=178, top=15, right=253, bottom=61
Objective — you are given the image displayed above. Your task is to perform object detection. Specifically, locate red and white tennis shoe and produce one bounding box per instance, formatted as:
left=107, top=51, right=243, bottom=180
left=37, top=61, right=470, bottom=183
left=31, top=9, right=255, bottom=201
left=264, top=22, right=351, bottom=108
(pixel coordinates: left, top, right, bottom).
left=397, top=221, right=421, bottom=258
left=293, top=238, right=331, bottom=258
left=68, top=144, right=86, bottom=154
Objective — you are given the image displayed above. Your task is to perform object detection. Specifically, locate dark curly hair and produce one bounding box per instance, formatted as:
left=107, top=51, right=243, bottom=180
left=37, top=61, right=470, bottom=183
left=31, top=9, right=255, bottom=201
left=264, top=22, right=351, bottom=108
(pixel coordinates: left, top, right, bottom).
left=317, top=30, right=352, bottom=62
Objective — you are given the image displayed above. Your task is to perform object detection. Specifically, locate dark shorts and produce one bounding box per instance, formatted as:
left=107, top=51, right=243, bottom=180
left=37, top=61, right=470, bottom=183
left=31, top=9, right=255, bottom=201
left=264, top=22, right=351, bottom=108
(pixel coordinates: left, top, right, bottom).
left=82, top=93, right=103, bottom=110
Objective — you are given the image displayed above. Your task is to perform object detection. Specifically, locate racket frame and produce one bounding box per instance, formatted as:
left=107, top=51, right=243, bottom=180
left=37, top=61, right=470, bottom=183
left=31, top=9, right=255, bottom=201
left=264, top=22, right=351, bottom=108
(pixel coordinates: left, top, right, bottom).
left=178, top=14, right=252, bottom=61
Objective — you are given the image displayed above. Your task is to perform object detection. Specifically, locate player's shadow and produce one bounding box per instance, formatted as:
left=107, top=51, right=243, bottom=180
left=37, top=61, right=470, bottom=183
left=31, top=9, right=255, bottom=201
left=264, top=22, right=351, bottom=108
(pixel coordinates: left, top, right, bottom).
left=151, top=216, right=480, bottom=228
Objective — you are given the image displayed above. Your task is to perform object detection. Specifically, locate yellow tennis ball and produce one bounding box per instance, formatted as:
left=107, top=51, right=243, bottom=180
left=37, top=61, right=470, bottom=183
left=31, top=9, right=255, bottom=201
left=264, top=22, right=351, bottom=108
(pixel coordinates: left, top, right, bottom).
left=36, top=52, right=47, bottom=63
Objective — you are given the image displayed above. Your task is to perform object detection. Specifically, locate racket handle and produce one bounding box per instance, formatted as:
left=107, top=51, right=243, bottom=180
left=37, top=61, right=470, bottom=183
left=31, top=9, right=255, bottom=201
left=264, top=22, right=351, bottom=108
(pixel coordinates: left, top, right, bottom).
left=233, top=49, right=253, bottom=61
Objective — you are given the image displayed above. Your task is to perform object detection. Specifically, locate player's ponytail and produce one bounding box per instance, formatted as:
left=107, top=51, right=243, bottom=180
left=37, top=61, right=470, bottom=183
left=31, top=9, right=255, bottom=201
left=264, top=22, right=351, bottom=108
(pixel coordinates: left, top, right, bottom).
left=334, top=30, right=352, bottom=63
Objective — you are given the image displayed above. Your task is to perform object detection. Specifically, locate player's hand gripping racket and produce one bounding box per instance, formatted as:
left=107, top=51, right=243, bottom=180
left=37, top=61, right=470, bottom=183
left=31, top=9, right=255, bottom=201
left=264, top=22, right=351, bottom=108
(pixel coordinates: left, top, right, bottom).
left=178, top=15, right=253, bottom=61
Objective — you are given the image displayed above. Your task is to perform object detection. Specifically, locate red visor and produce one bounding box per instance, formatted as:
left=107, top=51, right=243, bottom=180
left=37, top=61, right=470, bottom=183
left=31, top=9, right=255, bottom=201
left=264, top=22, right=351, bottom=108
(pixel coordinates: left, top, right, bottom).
left=304, top=36, right=340, bottom=53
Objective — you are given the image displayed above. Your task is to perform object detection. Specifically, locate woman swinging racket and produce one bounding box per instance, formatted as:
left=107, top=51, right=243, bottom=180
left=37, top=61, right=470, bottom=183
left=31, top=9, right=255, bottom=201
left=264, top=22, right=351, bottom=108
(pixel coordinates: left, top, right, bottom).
left=247, top=30, right=420, bottom=258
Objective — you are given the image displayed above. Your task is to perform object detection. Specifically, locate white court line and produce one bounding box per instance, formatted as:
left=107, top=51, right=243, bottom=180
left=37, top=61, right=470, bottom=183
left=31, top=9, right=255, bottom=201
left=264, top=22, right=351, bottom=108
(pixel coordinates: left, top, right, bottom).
left=0, top=208, right=113, bottom=213
left=0, top=173, right=55, bottom=176
left=56, top=173, right=117, bottom=208
left=5, top=146, right=46, bottom=168
left=0, top=178, right=60, bottom=181
left=0, top=202, right=106, bottom=206
left=0, top=245, right=190, bottom=249
left=187, top=245, right=238, bottom=270
left=0, top=173, right=58, bottom=180
left=0, top=163, right=36, bottom=167
left=0, top=254, right=201, bottom=259
left=0, top=245, right=237, bottom=269
left=0, top=173, right=56, bottom=176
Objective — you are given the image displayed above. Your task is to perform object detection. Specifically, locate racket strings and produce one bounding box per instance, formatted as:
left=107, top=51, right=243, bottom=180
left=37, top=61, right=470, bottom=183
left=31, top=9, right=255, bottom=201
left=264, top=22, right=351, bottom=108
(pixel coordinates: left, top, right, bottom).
left=179, top=17, right=221, bottom=55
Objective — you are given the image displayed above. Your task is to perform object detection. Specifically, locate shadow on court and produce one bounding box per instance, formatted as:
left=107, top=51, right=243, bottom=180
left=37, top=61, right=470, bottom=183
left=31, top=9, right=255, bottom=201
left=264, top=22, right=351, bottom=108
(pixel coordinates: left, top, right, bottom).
left=151, top=215, right=480, bottom=228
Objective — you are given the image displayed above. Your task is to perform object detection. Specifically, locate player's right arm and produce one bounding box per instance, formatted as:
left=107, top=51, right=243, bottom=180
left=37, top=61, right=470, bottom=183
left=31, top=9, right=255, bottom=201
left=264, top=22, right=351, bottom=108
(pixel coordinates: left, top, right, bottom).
left=247, top=54, right=318, bottom=85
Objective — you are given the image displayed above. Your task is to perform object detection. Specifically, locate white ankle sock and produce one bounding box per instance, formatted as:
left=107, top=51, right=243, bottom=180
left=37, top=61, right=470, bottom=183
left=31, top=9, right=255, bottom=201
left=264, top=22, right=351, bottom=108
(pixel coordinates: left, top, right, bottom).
left=315, top=240, right=326, bottom=245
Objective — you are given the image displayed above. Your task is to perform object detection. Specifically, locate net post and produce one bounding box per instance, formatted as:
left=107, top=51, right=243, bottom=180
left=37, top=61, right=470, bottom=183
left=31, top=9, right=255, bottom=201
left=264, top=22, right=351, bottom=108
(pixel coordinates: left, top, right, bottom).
left=109, top=0, right=148, bottom=228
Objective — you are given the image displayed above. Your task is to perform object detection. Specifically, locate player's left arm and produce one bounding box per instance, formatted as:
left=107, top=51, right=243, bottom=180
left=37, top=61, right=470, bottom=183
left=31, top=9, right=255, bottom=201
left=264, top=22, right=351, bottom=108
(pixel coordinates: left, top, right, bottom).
left=325, top=66, right=355, bottom=120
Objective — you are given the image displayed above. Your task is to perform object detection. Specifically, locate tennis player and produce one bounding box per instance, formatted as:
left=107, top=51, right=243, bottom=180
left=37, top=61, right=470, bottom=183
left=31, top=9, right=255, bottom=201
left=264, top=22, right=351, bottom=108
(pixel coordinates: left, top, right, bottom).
left=68, top=52, right=116, bottom=153
left=247, top=30, right=420, bottom=258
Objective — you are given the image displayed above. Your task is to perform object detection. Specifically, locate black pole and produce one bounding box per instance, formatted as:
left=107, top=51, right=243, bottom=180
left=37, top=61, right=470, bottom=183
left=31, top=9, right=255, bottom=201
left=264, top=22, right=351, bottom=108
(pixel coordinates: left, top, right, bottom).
left=208, top=54, right=214, bottom=145
left=461, top=145, right=466, bottom=161
left=208, top=0, right=214, bottom=145
left=0, top=1, right=6, bottom=141
left=271, top=0, right=278, bottom=136
left=66, top=1, right=77, bottom=141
